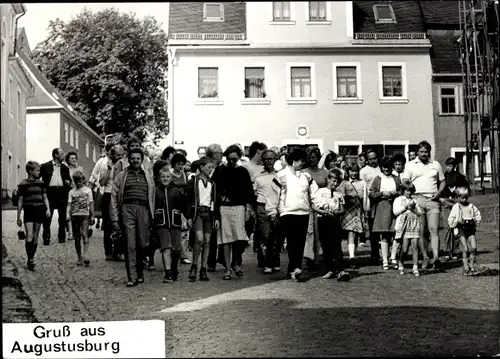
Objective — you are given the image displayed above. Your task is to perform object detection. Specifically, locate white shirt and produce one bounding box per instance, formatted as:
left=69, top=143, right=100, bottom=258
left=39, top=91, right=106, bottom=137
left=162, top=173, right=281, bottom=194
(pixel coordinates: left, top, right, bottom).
left=380, top=174, right=397, bottom=193
left=360, top=165, right=381, bottom=190
left=277, top=167, right=318, bottom=216
left=405, top=158, right=445, bottom=197
left=49, top=161, right=64, bottom=187
left=198, top=178, right=212, bottom=207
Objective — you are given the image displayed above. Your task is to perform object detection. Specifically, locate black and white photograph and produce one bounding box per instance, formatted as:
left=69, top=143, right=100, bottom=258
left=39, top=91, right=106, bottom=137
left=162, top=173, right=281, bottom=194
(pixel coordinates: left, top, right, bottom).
left=1, top=1, right=499, bottom=357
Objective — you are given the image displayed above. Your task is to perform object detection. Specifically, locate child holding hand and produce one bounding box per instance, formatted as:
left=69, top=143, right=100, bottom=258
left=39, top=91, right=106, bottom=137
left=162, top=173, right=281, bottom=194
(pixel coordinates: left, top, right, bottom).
left=393, top=181, right=422, bottom=276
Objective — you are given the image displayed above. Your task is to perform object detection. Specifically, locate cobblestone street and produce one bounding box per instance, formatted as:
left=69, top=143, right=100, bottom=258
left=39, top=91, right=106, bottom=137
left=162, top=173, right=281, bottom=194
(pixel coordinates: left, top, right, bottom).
left=2, top=209, right=499, bottom=357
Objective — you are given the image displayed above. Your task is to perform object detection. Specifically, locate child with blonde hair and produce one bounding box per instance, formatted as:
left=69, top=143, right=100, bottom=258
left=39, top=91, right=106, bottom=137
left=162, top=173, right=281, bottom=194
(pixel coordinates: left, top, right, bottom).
left=448, top=187, right=482, bottom=275
left=393, top=180, right=422, bottom=276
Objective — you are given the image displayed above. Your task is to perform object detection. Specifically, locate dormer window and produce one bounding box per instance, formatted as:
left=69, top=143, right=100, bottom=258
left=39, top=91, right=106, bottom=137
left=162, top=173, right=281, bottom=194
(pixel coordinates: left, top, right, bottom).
left=203, top=3, right=224, bottom=22
left=373, top=4, right=396, bottom=24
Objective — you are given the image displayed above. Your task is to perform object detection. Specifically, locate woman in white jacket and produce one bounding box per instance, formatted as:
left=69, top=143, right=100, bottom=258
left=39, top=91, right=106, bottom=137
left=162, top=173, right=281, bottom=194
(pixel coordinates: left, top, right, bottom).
left=275, top=147, right=318, bottom=282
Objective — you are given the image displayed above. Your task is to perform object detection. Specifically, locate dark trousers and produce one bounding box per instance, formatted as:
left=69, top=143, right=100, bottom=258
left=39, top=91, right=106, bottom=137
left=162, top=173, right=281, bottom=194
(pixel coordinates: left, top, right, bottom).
left=280, top=214, right=309, bottom=274
left=368, top=217, right=380, bottom=259
left=101, top=193, right=113, bottom=256
left=318, top=216, right=345, bottom=273
left=121, top=203, right=151, bottom=281
left=256, top=204, right=279, bottom=268
left=207, top=229, right=221, bottom=269
left=43, top=187, right=68, bottom=242
left=207, top=230, right=246, bottom=269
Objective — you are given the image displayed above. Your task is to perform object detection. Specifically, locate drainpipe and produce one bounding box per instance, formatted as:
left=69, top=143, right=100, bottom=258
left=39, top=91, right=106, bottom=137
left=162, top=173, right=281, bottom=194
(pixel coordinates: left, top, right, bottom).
left=167, top=47, right=176, bottom=147
left=13, top=7, right=27, bottom=56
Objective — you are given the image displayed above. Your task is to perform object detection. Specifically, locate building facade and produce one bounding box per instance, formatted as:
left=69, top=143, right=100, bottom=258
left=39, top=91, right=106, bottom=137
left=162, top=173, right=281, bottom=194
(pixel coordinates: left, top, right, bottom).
left=17, top=46, right=103, bottom=180
left=421, top=0, right=493, bottom=184
left=1, top=3, right=35, bottom=200
left=166, top=1, right=435, bottom=162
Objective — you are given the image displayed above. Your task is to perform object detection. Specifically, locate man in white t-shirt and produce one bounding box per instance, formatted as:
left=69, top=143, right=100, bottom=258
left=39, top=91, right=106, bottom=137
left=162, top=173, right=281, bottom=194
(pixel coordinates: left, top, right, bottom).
left=403, top=141, right=446, bottom=270
left=359, top=149, right=382, bottom=263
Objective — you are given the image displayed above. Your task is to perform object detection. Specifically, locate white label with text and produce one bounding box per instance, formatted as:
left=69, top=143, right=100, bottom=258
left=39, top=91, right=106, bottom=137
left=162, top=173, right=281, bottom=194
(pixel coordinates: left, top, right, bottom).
left=3, top=320, right=165, bottom=358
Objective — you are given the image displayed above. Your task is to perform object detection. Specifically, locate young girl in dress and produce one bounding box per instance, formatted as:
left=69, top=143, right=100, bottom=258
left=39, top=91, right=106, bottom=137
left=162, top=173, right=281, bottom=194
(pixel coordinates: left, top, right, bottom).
left=448, top=187, right=482, bottom=275
left=338, top=163, right=369, bottom=269
left=369, top=157, right=401, bottom=270
left=313, top=169, right=350, bottom=281
left=393, top=180, right=422, bottom=276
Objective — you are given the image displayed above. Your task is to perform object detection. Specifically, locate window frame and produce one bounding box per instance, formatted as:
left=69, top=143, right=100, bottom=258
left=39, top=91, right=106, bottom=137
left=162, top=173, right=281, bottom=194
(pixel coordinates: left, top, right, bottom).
left=332, top=62, right=362, bottom=104
left=373, top=4, right=397, bottom=24
left=286, top=62, right=317, bottom=104
left=241, top=64, right=271, bottom=105
left=270, top=1, right=295, bottom=25
left=378, top=62, right=408, bottom=103
left=195, top=66, right=223, bottom=106
left=92, top=145, right=97, bottom=163
left=64, top=123, right=69, bottom=143
left=69, top=126, right=74, bottom=147
left=380, top=140, right=410, bottom=162
left=333, top=141, right=365, bottom=164
left=75, top=130, right=79, bottom=149
left=438, top=84, right=459, bottom=115
left=8, top=76, right=13, bottom=116
left=306, top=1, right=331, bottom=24
left=203, top=3, right=224, bottom=22
left=85, top=140, right=90, bottom=158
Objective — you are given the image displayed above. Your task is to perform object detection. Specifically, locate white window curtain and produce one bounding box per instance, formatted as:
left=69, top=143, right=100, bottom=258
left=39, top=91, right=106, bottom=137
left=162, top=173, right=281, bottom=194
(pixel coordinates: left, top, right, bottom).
left=382, top=67, right=402, bottom=97
left=245, top=67, right=265, bottom=98
left=309, top=2, right=326, bottom=20
left=337, top=67, right=357, bottom=97
left=198, top=68, right=219, bottom=98
left=291, top=67, right=311, bottom=98
left=273, top=2, right=290, bottom=20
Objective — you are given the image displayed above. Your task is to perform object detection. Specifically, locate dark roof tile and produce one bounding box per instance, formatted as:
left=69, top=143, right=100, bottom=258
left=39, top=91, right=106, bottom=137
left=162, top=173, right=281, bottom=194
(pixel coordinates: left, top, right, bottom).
left=419, top=0, right=461, bottom=27
left=428, top=33, right=462, bottom=73
left=169, top=2, right=246, bottom=35
left=353, top=1, right=425, bottom=33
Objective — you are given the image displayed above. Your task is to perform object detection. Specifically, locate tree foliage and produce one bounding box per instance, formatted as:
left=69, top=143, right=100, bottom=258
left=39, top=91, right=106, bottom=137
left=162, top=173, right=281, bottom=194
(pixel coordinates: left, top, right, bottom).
left=32, top=8, right=169, bottom=143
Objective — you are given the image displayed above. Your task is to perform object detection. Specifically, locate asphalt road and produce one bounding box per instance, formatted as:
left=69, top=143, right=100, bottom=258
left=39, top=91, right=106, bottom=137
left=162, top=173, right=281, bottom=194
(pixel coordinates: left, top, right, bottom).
left=2, top=210, right=499, bottom=357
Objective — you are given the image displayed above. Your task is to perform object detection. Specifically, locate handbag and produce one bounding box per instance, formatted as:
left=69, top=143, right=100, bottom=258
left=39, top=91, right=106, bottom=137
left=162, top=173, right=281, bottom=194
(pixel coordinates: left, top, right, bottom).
left=17, top=226, right=26, bottom=240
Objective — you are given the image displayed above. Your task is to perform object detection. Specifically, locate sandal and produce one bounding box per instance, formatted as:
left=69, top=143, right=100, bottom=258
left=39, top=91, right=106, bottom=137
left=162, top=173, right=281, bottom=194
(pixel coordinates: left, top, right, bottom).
left=232, top=266, right=243, bottom=277
left=391, top=260, right=399, bottom=270
left=382, top=263, right=389, bottom=270
left=223, top=271, right=232, bottom=280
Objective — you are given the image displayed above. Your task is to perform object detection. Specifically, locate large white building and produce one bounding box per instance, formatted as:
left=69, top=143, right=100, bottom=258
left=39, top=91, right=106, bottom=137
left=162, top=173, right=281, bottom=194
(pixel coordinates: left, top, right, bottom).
left=166, top=1, right=435, bottom=161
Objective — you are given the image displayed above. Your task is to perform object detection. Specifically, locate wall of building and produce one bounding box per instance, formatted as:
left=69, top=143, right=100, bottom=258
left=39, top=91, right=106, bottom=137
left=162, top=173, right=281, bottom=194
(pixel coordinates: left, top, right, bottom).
left=246, top=1, right=352, bottom=45
left=170, top=51, right=435, bottom=159
left=26, top=111, right=61, bottom=165
left=59, top=111, right=102, bottom=179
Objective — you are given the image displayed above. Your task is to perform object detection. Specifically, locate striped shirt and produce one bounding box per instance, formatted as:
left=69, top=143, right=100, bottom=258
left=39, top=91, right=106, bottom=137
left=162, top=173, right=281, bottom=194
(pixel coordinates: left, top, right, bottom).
left=49, top=161, right=64, bottom=187
left=123, top=169, right=148, bottom=203
left=18, top=179, right=46, bottom=209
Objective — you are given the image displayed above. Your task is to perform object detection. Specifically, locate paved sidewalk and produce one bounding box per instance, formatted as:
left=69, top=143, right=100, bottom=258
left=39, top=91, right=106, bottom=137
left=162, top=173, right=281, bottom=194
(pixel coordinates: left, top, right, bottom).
left=2, top=210, right=499, bottom=357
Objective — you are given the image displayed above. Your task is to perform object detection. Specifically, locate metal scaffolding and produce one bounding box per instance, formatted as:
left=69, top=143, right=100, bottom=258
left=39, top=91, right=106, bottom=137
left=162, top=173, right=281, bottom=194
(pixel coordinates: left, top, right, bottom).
left=458, top=0, right=499, bottom=194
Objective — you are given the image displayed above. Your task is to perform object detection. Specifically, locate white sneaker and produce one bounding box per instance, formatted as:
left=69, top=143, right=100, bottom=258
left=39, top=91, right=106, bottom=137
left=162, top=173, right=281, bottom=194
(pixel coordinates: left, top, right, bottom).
left=181, top=259, right=191, bottom=265
left=322, top=271, right=335, bottom=279
left=291, top=268, right=303, bottom=282
left=264, top=267, right=273, bottom=274
left=273, top=267, right=280, bottom=272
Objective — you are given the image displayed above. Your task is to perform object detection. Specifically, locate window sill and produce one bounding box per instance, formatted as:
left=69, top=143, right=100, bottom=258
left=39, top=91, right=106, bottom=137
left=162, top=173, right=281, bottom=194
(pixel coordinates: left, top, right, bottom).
left=269, top=20, right=296, bottom=25
left=379, top=98, right=409, bottom=104
left=333, top=98, right=363, bottom=104
left=306, top=20, right=332, bottom=25
left=195, top=99, right=224, bottom=106
left=240, top=99, right=271, bottom=105
left=203, top=18, right=224, bottom=22
left=286, top=98, right=317, bottom=105
left=438, top=113, right=460, bottom=116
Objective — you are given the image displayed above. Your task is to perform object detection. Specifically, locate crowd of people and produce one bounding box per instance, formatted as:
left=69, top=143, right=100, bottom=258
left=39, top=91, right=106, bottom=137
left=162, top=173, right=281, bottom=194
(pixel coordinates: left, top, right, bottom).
left=15, top=137, right=482, bottom=287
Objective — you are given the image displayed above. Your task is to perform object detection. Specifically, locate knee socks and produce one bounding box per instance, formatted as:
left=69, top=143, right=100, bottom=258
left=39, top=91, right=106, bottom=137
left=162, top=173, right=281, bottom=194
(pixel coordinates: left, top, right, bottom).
left=348, top=243, right=355, bottom=259
left=381, top=241, right=389, bottom=265
left=25, top=242, right=37, bottom=260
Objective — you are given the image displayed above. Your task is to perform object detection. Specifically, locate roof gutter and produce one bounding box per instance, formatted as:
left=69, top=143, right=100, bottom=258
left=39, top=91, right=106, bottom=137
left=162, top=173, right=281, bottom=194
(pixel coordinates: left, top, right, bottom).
left=13, top=6, right=27, bottom=57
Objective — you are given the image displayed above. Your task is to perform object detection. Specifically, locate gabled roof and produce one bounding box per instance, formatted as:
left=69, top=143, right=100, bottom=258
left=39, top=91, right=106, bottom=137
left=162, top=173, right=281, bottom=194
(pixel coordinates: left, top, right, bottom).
left=16, top=27, right=32, bottom=58
left=428, top=32, right=463, bottom=74
left=17, top=48, right=103, bottom=142
left=353, top=1, right=426, bottom=33
left=168, top=2, right=246, bottom=35
left=419, top=0, right=461, bottom=28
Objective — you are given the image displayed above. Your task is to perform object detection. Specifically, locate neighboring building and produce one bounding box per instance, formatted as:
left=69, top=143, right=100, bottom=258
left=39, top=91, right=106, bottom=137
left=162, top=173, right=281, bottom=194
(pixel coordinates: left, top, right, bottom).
left=16, top=43, right=103, bottom=179
left=1, top=4, right=35, bottom=201
left=421, top=0, right=492, bottom=183
left=166, top=1, right=435, bottom=162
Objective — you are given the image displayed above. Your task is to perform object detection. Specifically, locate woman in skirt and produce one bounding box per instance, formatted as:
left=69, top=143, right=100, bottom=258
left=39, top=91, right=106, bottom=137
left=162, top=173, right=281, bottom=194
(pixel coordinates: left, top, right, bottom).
left=214, top=144, right=256, bottom=280
left=369, top=156, right=401, bottom=270
left=338, top=163, right=369, bottom=269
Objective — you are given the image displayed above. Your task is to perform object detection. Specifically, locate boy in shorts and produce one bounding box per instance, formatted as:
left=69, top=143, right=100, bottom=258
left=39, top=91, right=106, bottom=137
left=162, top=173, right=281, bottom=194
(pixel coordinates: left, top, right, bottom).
left=17, top=161, right=51, bottom=271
